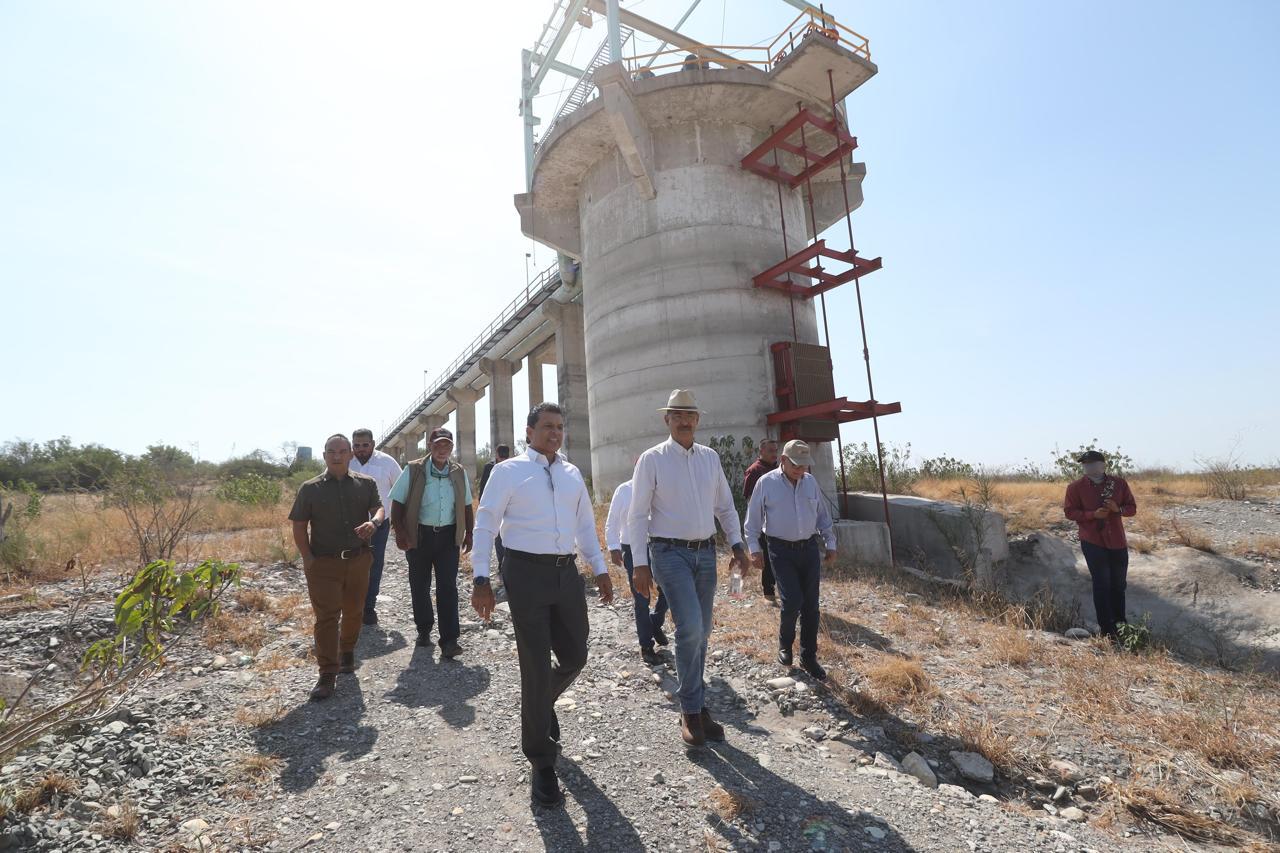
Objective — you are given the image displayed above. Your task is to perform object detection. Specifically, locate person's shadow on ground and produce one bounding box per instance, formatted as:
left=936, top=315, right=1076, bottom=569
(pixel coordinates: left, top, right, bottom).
left=254, top=676, right=377, bottom=793
left=355, top=625, right=408, bottom=663
left=817, top=612, right=897, bottom=653
left=531, top=758, right=646, bottom=852
left=383, top=644, right=490, bottom=728
left=693, top=740, right=917, bottom=852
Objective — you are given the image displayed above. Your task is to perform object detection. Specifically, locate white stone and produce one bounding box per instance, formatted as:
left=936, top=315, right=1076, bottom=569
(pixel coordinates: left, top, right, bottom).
left=181, top=818, right=210, bottom=834
left=1064, top=628, right=1092, bottom=640
left=211, top=655, right=229, bottom=669
left=939, top=784, right=974, bottom=802
left=1059, top=806, right=1086, bottom=822
left=873, top=752, right=902, bottom=773
left=949, top=751, right=994, bottom=784
left=765, top=677, right=795, bottom=690
left=901, top=752, right=937, bottom=788
left=1049, top=759, right=1084, bottom=782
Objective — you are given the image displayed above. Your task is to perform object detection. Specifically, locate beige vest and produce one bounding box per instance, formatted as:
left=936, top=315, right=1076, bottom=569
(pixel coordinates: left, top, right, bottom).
left=402, top=458, right=468, bottom=549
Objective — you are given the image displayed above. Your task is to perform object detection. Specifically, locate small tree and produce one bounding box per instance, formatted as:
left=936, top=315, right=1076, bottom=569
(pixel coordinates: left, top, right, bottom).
left=708, top=435, right=757, bottom=521
left=106, top=461, right=203, bottom=567
left=1050, top=440, right=1133, bottom=479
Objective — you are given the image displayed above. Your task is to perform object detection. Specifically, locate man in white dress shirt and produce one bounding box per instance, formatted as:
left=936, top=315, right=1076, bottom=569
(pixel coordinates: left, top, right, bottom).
left=349, top=428, right=403, bottom=625
left=470, top=402, right=614, bottom=807
left=629, top=389, right=749, bottom=748
left=605, top=476, right=669, bottom=665
left=744, top=440, right=837, bottom=682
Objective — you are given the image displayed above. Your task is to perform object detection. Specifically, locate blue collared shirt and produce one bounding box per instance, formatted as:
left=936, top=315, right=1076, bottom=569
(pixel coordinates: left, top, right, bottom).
left=743, top=468, right=836, bottom=552
left=388, top=460, right=472, bottom=526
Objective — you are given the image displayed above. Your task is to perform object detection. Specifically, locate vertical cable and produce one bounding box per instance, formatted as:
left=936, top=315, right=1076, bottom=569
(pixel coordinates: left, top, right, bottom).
left=827, top=70, right=894, bottom=565
left=769, top=127, right=799, bottom=342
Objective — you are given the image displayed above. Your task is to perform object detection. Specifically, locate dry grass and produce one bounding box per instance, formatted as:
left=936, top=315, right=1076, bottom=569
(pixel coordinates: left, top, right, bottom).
left=97, top=801, right=142, bottom=841
left=952, top=714, right=1026, bottom=776
left=863, top=656, right=930, bottom=700
left=235, top=588, right=275, bottom=613
left=13, top=772, right=78, bottom=813
left=706, top=784, right=754, bottom=822
left=1232, top=535, right=1280, bottom=561
left=203, top=610, right=270, bottom=652
left=255, top=648, right=306, bottom=672
left=988, top=629, right=1037, bottom=667
left=231, top=752, right=283, bottom=785
left=1113, top=782, right=1249, bottom=846
left=233, top=699, right=287, bottom=729
left=166, top=721, right=196, bottom=742
left=1168, top=519, right=1217, bottom=553
left=883, top=610, right=908, bottom=636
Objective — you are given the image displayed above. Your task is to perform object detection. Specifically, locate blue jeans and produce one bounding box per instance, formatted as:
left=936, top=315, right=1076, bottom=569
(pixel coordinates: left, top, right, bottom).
left=650, top=541, right=717, bottom=714
left=1080, top=540, right=1128, bottom=635
left=622, top=544, right=669, bottom=651
left=363, top=519, right=391, bottom=615
left=768, top=537, right=821, bottom=660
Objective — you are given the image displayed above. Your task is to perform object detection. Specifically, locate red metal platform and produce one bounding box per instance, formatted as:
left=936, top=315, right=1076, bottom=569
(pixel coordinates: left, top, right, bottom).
left=753, top=239, right=882, bottom=298
left=741, top=108, right=858, bottom=188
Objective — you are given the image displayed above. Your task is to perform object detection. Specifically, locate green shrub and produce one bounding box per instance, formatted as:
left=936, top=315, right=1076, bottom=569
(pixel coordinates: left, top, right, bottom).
left=919, top=455, right=975, bottom=480
left=216, top=474, right=282, bottom=506
left=1116, top=616, right=1152, bottom=653
left=1051, top=440, right=1134, bottom=479
left=708, top=435, right=758, bottom=521
left=840, top=441, right=917, bottom=494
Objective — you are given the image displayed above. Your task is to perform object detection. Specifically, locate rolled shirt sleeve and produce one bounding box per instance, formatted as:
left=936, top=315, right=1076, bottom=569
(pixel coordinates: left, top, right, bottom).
left=743, top=484, right=766, bottom=553
left=388, top=468, right=412, bottom=506
left=711, top=456, right=744, bottom=548
left=470, top=469, right=509, bottom=579
left=574, top=482, right=608, bottom=576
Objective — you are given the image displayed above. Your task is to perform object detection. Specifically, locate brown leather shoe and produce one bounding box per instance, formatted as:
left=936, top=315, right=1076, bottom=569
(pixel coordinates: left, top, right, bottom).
left=339, top=652, right=356, bottom=674
left=309, top=674, right=336, bottom=701
left=680, top=712, right=706, bottom=747
left=700, top=708, right=725, bottom=742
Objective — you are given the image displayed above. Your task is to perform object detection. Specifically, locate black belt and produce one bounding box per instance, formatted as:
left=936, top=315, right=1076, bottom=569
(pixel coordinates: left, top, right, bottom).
left=505, top=549, right=577, bottom=567
left=314, top=546, right=370, bottom=560
left=418, top=523, right=457, bottom=534
left=767, top=535, right=818, bottom=549
left=651, top=536, right=716, bottom=550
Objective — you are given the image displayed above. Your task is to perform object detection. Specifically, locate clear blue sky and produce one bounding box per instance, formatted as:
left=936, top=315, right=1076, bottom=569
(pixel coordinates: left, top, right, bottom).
left=2, top=1, right=1276, bottom=469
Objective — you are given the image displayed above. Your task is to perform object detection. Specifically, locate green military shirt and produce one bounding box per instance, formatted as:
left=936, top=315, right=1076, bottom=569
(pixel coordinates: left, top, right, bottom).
left=288, top=470, right=382, bottom=556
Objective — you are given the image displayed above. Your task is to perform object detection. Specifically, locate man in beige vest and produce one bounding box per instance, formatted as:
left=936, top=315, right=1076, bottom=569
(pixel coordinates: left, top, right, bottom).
left=389, top=427, right=473, bottom=657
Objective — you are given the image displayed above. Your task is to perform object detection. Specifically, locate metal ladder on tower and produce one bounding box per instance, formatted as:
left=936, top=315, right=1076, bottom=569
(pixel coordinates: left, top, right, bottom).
left=542, top=26, right=635, bottom=146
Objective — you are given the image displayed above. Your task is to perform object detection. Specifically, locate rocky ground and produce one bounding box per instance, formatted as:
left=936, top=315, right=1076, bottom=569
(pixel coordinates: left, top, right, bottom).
left=0, top=548, right=1188, bottom=853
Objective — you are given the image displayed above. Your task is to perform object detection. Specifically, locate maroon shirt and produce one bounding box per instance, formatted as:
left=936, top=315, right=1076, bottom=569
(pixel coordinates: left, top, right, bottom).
left=1064, top=475, right=1137, bottom=549
left=743, top=457, right=778, bottom=500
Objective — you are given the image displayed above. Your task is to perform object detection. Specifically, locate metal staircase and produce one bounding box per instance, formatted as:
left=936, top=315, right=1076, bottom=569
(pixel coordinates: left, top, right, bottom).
left=539, top=26, right=634, bottom=147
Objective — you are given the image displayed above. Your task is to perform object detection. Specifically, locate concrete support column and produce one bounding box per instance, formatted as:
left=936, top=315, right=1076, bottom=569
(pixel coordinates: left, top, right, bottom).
left=527, top=353, right=544, bottom=407
left=479, top=358, right=520, bottom=453
left=540, top=299, right=592, bottom=481
left=446, top=387, right=484, bottom=475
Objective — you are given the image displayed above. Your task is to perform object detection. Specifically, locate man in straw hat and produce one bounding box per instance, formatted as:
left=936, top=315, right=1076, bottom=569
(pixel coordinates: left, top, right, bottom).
left=629, top=389, right=748, bottom=748
left=743, top=439, right=837, bottom=681
left=1063, top=450, right=1136, bottom=640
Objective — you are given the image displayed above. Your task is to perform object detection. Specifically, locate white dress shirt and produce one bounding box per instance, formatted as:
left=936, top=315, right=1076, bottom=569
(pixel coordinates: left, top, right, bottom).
left=604, top=480, right=633, bottom=550
left=349, top=449, right=402, bottom=519
left=743, top=468, right=837, bottom=552
left=628, top=438, right=743, bottom=556
left=472, top=446, right=607, bottom=578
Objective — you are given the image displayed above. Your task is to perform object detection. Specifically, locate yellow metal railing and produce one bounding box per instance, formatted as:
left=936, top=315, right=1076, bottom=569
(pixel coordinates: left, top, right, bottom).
left=623, top=8, right=870, bottom=77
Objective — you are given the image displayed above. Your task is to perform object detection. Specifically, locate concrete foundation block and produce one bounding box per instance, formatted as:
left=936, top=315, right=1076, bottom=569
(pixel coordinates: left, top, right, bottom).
left=833, top=520, right=892, bottom=568
left=843, top=493, right=1009, bottom=585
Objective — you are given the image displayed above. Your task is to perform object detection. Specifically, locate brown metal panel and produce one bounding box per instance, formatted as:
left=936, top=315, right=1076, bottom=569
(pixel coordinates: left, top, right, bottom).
left=788, top=342, right=835, bottom=406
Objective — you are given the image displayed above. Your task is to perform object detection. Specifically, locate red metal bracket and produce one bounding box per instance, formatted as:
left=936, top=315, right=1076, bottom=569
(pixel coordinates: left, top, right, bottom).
left=753, top=239, right=882, bottom=298
left=741, top=108, right=858, bottom=188
left=767, top=397, right=901, bottom=426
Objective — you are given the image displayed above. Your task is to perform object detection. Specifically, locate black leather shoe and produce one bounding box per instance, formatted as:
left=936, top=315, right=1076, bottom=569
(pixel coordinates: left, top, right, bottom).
left=531, top=766, right=562, bottom=806
left=800, top=656, right=827, bottom=682
left=651, top=624, right=669, bottom=647
left=415, top=632, right=433, bottom=648
left=440, top=640, right=463, bottom=659
left=777, top=647, right=793, bottom=667
left=700, top=708, right=725, bottom=742
left=641, top=646, right=664, bottom=665
left=362, top=609, right=378, bottom=626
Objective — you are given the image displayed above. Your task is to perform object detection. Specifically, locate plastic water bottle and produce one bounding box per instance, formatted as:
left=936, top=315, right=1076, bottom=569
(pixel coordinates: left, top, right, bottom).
left=729, top=568, right=744, bottom=598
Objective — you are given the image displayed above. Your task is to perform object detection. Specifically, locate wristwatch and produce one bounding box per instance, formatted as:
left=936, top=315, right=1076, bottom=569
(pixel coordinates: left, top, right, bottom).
left=473, top=576, right=490, bottom=587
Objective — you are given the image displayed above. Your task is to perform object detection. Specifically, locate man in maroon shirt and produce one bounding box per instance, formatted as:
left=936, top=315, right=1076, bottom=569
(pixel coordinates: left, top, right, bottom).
left=1063, top=450, right=1137, bottom=639
left=743, top=439, right=780, bottom=601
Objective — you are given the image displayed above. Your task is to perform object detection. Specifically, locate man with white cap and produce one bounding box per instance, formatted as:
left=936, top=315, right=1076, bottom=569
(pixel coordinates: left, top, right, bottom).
left=629, top=389, right=748, bottom=748
left=744, top=439, right=837, bottom=681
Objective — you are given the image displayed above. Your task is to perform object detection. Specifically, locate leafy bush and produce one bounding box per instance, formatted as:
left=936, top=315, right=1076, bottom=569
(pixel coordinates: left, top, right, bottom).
left=216, top=451, right=290, bottom=481
left=216, top=474, right=282, bottom=506
left=1116, top=617, right=1152, bottom=653
left=1051, top=440, right=1134, bottom=479
left=0, top=438, right=126, bottom=492
left=840, top=441, right=917, bottom=494
left=919, top=455, right=975, bottom=480
left=708, top=435, right=758, bottom=521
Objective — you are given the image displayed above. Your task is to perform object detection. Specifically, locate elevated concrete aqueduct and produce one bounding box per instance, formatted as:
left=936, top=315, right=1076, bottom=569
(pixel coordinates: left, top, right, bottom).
left=380, top=27, right=888, bottom=558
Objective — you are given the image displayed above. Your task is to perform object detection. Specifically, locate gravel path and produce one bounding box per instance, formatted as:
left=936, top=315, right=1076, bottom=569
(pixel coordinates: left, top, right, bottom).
left=2, top=549, right=1156, bottom=852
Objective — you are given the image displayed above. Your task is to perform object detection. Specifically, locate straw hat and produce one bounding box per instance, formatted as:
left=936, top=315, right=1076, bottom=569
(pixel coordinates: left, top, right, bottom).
left=657, top=389, right=701, bottom=412
left=782, top=439, right=813, bottom=466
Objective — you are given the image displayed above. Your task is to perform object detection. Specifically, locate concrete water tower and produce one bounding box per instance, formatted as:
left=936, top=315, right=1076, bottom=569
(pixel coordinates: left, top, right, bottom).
left=518, top=1, right=899, bottom=501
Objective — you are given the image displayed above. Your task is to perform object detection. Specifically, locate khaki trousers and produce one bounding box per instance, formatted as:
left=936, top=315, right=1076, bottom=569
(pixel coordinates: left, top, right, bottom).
left=304, top=553, right=372, bottom=674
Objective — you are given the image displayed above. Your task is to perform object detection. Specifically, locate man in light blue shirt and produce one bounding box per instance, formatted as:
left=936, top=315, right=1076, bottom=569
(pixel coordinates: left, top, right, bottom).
left=744, top=440, right=837, bottom=681
left=389, top=427, right=473, bottom=657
